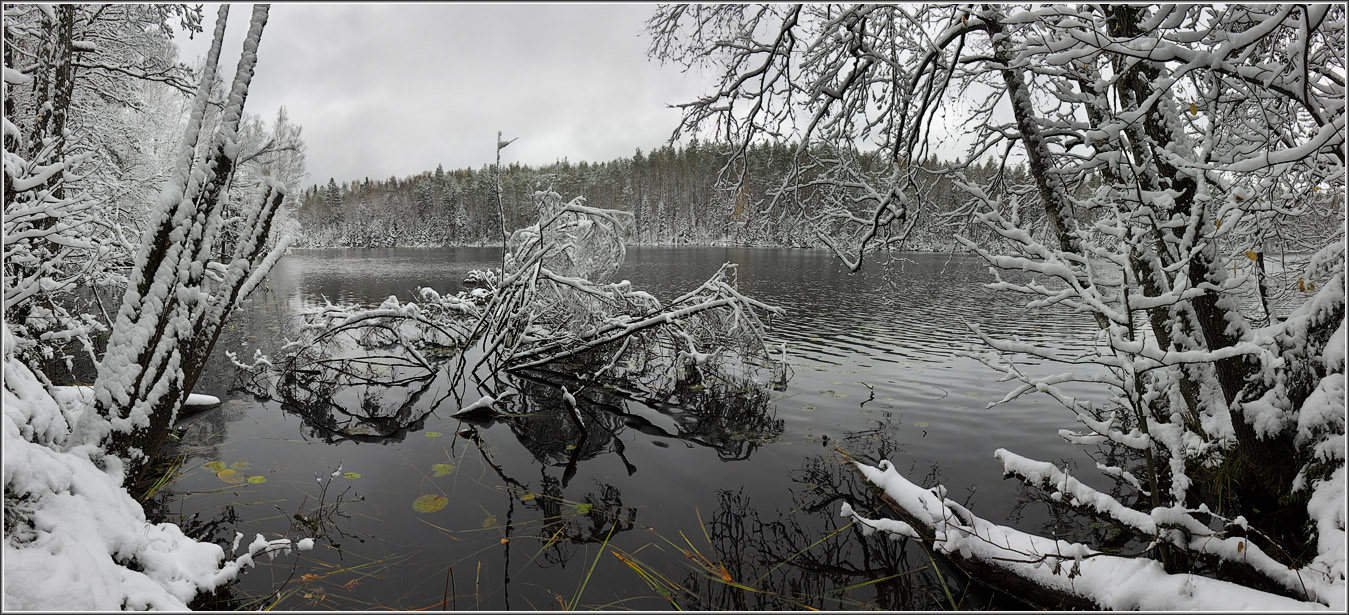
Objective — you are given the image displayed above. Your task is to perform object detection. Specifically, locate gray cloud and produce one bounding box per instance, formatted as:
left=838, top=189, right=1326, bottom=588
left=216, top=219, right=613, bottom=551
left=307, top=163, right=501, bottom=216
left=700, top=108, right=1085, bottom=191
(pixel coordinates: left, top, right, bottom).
left=176, top=3, right=711, bottom=187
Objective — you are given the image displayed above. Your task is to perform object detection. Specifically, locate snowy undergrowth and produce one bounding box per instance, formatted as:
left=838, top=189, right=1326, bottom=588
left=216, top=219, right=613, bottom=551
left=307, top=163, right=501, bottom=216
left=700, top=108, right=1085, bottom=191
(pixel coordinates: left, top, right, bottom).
left=3, top=326, right=309, bottom=609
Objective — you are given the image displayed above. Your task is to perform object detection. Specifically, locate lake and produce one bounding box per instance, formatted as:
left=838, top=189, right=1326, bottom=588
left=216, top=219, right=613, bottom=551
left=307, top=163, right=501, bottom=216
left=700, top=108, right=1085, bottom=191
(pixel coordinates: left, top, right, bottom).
left=153, top=246, right=1111, bottom=610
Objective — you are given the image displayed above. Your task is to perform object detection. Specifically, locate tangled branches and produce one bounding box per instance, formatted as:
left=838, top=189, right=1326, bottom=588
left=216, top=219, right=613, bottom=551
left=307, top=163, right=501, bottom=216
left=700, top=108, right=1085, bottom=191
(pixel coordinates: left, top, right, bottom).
left=236, top=190, right=788, bottom=420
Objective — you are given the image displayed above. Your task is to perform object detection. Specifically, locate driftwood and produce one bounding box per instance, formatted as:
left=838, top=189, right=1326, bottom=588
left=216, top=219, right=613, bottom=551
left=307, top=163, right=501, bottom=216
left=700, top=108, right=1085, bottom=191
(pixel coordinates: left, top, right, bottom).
left=840, top=449, right=1096, bottom=610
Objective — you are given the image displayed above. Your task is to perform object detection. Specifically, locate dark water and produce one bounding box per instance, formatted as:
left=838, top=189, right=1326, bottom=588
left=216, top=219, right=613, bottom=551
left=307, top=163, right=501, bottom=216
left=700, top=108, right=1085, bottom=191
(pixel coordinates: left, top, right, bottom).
left=153, top=246, right=1111, bottom=610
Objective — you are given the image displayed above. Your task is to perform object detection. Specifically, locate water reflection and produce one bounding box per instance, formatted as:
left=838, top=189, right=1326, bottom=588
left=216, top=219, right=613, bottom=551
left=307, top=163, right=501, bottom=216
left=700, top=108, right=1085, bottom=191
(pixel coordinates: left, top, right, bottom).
left=270, top=363, right=442, bottom=444
left=159, top=388, right=1053, bottom=610
left=149, top=247, right=1109, bottom=610
left=236, top=323, right=787, bottom=465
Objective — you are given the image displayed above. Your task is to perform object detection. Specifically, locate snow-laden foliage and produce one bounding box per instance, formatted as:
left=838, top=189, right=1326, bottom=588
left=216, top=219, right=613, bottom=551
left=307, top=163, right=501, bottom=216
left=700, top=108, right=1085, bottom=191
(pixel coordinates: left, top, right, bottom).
left=651, top=2, right=1345, bottom=608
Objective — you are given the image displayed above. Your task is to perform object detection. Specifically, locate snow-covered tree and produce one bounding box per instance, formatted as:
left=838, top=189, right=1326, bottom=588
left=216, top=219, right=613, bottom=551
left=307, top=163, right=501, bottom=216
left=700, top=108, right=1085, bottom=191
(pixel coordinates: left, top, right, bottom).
left=650, top=3, right=1344, bottom=609
left=83, top=4, right=293, bottom=479
left=4, top=7, right=313, bottom=608
left=4, top=3, right=204, bottom=374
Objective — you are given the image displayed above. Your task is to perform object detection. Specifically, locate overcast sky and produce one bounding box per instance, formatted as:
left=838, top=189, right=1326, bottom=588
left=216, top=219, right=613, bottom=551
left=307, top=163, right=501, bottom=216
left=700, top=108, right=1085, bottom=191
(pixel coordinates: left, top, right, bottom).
left=175, top=3, right=713, bottom=188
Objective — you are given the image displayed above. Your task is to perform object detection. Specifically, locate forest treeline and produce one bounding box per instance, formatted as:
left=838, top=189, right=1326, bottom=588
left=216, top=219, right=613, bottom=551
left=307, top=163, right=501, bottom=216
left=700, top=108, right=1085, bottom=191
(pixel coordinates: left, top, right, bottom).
left=292, top=142, right=1020, bottom=250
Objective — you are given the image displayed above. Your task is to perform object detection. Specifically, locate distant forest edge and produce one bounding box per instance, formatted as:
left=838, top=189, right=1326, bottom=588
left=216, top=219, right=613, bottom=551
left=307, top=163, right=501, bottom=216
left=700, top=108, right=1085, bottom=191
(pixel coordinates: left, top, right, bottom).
left=292, top=142, right=1011, bottom=250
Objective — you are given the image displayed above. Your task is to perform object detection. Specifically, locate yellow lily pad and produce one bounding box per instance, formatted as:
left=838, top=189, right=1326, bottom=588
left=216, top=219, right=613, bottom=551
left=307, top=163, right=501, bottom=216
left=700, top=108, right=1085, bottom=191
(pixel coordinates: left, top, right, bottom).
left=412, top=494, right=448, bottom=513
left=230, top=461, right=252, bottom=470
left=431, top=464, right=455, bottom=477
left=217, top=469, right=245, bottom=484
left=342, top=472, right=361, bottom=479
left=425, top=432, right=443, bottom=438
left=246, top=475, right=267, bottom=484
left=203, top=461, right=226, bottom=473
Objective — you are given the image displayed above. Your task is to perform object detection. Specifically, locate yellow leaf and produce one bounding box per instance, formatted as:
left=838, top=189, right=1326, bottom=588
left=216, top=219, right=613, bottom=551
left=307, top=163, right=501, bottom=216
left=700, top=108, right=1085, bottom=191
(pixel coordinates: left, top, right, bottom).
left=1298, top=278, right=1306, bottom=292
left=1245, top=251, right=1258, bottom=261
left=412, top=494, right=448, bottom=513
left=1309, top=282, right=1316, bottom=290
left=1238, top=541, right=1245, bottom=553
left=1190, top=101, right=1198, bottom=115
left=1215, top=219, right=1221, bottom=229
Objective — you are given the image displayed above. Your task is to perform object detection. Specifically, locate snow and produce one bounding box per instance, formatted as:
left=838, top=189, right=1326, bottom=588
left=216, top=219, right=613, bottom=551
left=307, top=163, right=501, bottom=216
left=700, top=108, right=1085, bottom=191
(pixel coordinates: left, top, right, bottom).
left=4, top=325, right=312, bottom=610
left=4, top=328, right=212, bottom=609
left=450, top=394, right=498, bottom=420
left=184, top=393, right=221, bottom=407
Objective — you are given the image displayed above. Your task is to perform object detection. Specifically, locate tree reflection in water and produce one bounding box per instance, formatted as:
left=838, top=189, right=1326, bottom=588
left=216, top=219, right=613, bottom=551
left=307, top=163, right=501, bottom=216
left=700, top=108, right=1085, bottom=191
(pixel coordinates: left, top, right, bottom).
left=669, top=445, right=955, bottom=608
left=186, top=305, right=1051, bottom=609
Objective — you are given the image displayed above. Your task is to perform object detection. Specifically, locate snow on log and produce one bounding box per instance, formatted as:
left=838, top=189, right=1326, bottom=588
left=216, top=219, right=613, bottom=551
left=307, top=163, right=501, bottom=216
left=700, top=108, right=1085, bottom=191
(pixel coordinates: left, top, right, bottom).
left=184, top=394, right=221, bottom=407
left=846, top=459, right=1334, bottom=611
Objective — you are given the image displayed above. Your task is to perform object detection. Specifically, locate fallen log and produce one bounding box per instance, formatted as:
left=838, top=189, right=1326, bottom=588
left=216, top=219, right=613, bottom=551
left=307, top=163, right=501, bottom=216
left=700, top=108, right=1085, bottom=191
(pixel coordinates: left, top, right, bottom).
left=837, top=450, right=1330, bottom=611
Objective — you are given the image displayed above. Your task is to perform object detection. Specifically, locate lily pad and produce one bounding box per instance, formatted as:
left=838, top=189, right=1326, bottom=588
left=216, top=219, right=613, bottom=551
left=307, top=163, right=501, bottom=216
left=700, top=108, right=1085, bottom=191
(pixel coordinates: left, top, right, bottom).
left=246, top=475, right=267, bottom=484
left=431, top=464, right=455, bottom=477
left=915, top=421, right=930, bottom=428
left=519, top=493, right=536, bottom=501
left=412, top=494, right=448, bottom=513
left=482, top=513, right=499, bottom=528
left=230, top=461, right=252, bottom=471
left=425, top=432, right=443, bottom=438
left=342, top=472, right=362, bottom=479
left=217, top=469, right=245, bottom=484
left=572, top=503, right=594, bottom=514
left=801, top=404, right=817, bottom=411
left=203, top=461, right=226, bottom=473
